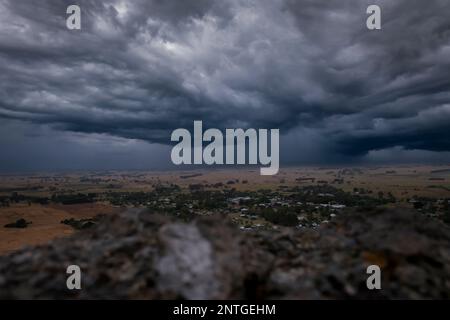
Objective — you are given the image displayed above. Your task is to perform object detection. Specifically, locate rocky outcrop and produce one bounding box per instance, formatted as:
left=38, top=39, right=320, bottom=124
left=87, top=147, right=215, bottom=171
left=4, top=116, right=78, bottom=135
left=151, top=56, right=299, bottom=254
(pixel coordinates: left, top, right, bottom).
left=0, top=207, right=449, bottom=299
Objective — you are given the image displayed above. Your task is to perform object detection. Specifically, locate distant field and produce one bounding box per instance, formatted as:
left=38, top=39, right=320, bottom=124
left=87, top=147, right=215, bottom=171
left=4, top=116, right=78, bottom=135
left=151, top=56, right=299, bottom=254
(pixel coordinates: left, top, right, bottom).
left=1, top=165, right=448, bottom=199
left=0, top=165, right=449, bottom=255
left=0, top=203, right=120, bottom=255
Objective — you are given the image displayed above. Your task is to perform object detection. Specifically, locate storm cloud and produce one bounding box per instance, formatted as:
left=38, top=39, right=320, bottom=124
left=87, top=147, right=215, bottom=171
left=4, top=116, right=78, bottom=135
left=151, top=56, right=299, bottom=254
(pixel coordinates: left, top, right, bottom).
left=0, top=0, right=449, bottom=170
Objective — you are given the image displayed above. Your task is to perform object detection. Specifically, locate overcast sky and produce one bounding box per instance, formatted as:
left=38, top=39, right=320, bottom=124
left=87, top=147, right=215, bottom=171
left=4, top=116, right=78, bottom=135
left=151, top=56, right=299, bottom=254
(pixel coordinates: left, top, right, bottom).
left=0, top=0, right=449, bottom=172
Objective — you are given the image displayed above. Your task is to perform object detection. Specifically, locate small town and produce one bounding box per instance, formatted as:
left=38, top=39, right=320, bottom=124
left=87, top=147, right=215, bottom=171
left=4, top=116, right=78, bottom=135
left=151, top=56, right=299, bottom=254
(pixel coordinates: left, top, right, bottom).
left=2, top=174, right=449, bottom=231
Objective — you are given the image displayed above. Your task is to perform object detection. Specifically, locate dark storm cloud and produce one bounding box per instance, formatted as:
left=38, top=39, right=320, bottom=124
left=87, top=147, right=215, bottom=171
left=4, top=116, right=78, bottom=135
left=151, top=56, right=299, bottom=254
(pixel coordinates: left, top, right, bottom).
left=0, top=0, right=449, bottom=159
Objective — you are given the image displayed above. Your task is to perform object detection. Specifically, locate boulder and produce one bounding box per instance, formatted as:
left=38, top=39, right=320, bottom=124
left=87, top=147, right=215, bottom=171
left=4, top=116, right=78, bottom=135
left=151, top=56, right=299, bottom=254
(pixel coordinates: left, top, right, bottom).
left=0, top=207, right=449, bottom=299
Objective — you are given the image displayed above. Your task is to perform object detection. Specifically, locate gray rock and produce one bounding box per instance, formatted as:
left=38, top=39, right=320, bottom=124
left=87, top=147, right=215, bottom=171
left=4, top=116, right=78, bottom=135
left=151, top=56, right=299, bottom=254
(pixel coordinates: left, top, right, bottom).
left=0, top=207, right=449, bottom=299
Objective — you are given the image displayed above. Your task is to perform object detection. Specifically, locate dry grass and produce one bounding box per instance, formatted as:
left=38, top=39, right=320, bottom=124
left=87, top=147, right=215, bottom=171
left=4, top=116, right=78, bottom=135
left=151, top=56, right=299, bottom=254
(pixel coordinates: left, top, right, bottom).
left=0, top=203, right=120, bottom=255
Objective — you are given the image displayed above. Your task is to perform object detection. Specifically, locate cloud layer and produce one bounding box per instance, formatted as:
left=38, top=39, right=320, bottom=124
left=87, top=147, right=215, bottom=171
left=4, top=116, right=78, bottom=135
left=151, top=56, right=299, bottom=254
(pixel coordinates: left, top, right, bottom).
left=0, top=0, right=450, bottom=170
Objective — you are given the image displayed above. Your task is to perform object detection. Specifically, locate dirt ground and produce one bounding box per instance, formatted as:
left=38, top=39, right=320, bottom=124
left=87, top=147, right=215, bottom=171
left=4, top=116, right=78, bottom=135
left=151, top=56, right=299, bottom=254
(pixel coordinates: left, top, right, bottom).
left=0, top=203, right=120, bottom=256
